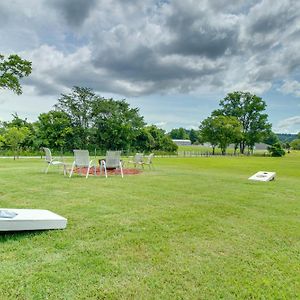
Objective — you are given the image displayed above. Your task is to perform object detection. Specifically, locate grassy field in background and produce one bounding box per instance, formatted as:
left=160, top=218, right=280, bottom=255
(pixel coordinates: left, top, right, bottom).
left=177, top=145, right=268, bottom=155
left=0, top=153, right=299, bottom=299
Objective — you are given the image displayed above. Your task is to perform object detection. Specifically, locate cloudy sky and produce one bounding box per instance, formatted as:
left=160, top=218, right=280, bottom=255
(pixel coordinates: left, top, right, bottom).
left=1, top=0, right=300, bottom=133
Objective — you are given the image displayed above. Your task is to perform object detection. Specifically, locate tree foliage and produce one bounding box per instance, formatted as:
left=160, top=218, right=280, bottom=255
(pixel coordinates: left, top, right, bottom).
left=200, top=115, right=242, bottom=155
left=291, top=139, right=300, bottom=150
left=3, top=114, right=35, bottom=149
left=199, top=117, right=220, bottom=154
left=3, top=126, right=30, bottom=159
left=169, top=127, right=189, bottom=140
left=35, top=111, right=74, bottom=151
left=144, top=125, right=178, bottom=152
left=213, top=91, right=271, bottom=154
left=0, top=54, right=32, bottom=94
left=55, top=87, right=96, bottom=148
left=263, top=131, right=279, bottom=145
left=134, top=127, right=155, bottom=152
left=92, top=98, right=145, bottom=151
left=189, top=129, right=199, bottom=144
left=54, top=87, right=147, bottom=151
left=268, top=142, right=285, bottom=157
left=169, top=127, right=200, bottom=144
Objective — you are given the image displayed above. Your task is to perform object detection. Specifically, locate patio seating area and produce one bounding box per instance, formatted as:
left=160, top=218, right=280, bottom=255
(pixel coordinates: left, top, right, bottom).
left=43, top=148, right=154, bottom=178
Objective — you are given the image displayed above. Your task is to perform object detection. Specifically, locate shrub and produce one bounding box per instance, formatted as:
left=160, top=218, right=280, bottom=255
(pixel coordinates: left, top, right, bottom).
left=268, top=142, right=285, bottom=157
left=291, top=139, right=300, bottom=150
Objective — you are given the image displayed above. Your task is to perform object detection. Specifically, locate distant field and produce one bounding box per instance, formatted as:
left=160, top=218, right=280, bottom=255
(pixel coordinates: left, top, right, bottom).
left=0, top=152, right=299, bottom=299
left=177, top=145, right=268, bottom=155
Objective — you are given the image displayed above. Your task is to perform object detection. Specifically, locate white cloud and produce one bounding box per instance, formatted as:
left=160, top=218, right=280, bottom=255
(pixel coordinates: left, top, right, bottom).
left=279, top=80, right=300, bottom=97
left=154, top=122, right=167, bottom=128
left=275, top=116, right=300, bottom=133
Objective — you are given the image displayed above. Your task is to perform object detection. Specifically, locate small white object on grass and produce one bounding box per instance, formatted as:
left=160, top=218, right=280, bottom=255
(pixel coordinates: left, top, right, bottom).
left=248, top=171, right=276, bottom=182
left=0, top=209, right=67, bottom=231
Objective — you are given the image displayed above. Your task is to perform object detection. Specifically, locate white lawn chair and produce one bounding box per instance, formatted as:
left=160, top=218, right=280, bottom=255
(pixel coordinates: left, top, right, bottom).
left=127, top=153, right=144, bottom=168
left=69, top=150, right=97, bottom=179
left=43, top=147, right=67, bottom=175
left=141, top=153, right=154, bottom=169
left=100, top=151, right=123, bottom=178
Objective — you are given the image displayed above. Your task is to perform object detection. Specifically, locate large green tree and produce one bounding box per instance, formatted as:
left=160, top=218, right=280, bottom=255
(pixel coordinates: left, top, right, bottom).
left=200, top=115, right=242, bottom=155
left=91, top=98, right=145, bottom=151
left=4, top=113, right=35, bottom=149
left=134, top=127, right=155, bottom=152
left=213, top=91, right=271, bottom=154
left=55, top=87, right=146, bottom=151
left=3, top=126, right=30, bottom=159
left=35, top=110, right=74, bottom=151
left=55, top=87, right=97, bottom=148
left=141, top=125, right=178, bottom=153
left=189, top=129, right=199, bottom=144
left=169, top=127, right=189, bottom=140
left=0, top=54, right=32, bottom=94
left=199, top=117, right=219, bottom=155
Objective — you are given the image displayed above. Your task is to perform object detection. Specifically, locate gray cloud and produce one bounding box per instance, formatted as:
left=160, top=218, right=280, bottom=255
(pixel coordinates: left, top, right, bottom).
left=248, top=1, right=298, bottom=35
left=2, top=0, right=299, bottom=100
left=162, top=1, right=239, bottom=58
left=48, top=0, right=97, bottom=27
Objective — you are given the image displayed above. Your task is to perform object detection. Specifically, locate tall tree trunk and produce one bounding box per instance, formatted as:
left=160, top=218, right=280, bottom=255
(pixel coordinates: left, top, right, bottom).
left=240, top=141, right=245, bottom=154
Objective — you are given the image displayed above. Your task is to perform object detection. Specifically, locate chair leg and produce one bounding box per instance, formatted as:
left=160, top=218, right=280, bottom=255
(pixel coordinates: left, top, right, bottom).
left=45, top=163, right=50, bottom=174
left=63, top=164, right=67, bottom=176
left=86, top=165, right=90, bottom=179
left=69, top=162, right=75, bottom=178
left=100, top=160, right=103, bottom=176
left=120, top=162, right=124, bottom=178
left=103, top=161, right=107, bottom=178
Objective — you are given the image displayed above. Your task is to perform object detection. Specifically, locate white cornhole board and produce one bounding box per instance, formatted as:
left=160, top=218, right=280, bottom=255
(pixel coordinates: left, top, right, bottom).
left=0, top=209, right=67, bottom=231
left=248, top=171, right=276, bottom=182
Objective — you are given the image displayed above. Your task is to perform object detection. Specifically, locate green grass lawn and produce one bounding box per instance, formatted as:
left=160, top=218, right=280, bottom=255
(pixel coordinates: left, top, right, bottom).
left=0, top=153, right=299, bottom=299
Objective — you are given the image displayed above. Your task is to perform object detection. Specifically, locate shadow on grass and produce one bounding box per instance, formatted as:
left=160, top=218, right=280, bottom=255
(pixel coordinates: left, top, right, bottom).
left=0, top=230, right=51, bottom=242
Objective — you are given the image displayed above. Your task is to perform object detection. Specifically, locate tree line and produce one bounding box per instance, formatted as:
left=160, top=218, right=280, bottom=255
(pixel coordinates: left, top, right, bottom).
left=170, top=91, right=289, bottom=156
left=0, top=87, right=178, bottom=157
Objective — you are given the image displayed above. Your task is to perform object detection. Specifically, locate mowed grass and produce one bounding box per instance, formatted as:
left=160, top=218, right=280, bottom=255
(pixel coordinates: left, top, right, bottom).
left=0, top=153, right=299, bottom=299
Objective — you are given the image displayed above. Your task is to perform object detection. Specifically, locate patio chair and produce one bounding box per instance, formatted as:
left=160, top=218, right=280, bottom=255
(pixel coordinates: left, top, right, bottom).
left=141, top=153, right=154, bottom=169
left=43, top=147, right=67, bottom=175
left=100, top=150, right=123, bottom=178
left=69, top=150, right=97, bottom=179
left=127, top=153, right=144, bottom=168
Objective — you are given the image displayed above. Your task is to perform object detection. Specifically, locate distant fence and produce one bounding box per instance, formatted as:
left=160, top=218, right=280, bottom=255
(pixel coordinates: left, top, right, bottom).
left=156, top=151, right=270, bottom=157
left=0, top=148, right=270, bottom=159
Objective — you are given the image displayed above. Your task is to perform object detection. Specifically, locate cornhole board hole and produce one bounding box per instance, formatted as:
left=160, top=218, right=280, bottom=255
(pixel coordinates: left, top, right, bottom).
left=248, top=171, right=276, bottom=182
left=0, top=209, right=67, bottom=231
